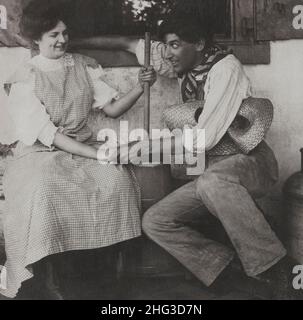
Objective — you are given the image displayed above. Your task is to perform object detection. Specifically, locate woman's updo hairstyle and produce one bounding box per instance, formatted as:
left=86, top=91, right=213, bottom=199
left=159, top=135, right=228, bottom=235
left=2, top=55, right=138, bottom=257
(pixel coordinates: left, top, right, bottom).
left=20, top=0, right=68, bottom=43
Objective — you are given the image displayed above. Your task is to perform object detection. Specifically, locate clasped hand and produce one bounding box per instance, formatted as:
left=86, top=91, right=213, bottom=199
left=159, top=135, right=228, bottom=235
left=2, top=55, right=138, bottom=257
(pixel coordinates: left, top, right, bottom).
left=99, top=139, right=152, bottom=165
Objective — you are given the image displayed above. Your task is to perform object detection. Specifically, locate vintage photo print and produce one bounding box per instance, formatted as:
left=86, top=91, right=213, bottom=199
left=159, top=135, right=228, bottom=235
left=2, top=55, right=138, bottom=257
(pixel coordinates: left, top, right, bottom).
left=0, top=0, right=303, bottom=304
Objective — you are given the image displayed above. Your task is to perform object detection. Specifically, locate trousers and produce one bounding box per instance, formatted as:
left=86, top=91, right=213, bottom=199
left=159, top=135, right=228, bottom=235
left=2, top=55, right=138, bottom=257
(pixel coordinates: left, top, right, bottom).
left=142, top=141, right=287, bottom=286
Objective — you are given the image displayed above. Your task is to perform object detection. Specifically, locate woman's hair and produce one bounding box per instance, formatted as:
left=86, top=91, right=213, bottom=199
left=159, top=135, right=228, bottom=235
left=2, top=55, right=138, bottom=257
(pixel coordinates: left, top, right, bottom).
left=20, top=0, right=69, bottom=42
left=158, top=9, right=214, bottom=46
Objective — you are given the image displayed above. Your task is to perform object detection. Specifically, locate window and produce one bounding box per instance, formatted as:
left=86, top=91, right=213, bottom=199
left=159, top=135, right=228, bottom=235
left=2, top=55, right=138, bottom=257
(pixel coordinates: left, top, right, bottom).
left=71, top=0, right=270, bottom=65
left=0, top=0, right=271, bottom=64
left=66, top=0, right=232, bottom=39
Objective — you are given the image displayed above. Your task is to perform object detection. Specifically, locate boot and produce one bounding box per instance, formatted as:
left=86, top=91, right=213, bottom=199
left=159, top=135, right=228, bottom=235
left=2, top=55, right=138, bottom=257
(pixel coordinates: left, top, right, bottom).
left=253, top=255, right=303, bottom=300
left=35, top=258, right=64, bottom=300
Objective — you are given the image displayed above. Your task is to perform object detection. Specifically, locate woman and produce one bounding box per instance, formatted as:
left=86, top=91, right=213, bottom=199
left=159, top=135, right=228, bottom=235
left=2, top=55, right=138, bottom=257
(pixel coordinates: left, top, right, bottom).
left=0, top=0, right=156, bottom=299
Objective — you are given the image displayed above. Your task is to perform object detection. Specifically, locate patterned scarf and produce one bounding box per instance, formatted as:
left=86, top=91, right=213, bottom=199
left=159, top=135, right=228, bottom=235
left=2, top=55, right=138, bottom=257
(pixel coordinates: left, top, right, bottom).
left=180, top=45, right=231, bottom=103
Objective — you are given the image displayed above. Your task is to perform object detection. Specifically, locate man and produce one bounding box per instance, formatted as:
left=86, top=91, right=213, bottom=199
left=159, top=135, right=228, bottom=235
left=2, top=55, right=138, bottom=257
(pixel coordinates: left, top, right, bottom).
left=73, top=12, right=297, bottom=299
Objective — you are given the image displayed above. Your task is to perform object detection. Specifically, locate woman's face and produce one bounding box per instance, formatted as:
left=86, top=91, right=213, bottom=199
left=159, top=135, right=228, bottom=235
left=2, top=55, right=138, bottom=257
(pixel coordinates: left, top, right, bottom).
left=35, top=20, right=69, bottom=59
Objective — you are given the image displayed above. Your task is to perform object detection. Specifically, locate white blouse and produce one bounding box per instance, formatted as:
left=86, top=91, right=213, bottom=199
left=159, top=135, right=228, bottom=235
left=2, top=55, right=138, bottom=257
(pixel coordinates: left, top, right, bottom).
left=135, top=39, right=251, bottom=152
left=1, top=54, right=119, bottom=148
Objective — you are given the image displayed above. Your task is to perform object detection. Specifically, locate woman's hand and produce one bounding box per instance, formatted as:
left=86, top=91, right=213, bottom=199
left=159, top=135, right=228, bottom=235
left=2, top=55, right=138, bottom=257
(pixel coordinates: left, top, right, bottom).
left=138, top=67, right=157, bottom=89
left=53, top=132, right=98, bottom=160
left=102, top=140, right=152, bottom=165
left=102, top=67, right=157, bottom=119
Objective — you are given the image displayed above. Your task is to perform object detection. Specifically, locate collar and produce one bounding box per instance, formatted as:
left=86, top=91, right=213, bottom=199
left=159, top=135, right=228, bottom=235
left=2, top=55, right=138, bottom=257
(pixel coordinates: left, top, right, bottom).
left=180, top=63, right=207, bottom=82
left=31, top=53, right=74, bottom=71
left=179, top=44, right=229, bottom=77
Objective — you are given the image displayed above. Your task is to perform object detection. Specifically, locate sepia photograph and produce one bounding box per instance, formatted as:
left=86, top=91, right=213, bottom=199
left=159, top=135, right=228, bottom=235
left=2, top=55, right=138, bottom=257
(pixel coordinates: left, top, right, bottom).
left=0, top=0, right=303, bottom=306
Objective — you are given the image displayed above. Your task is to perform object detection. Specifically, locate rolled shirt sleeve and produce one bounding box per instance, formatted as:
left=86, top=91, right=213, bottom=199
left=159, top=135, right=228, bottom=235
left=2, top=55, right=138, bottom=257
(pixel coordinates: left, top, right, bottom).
left=183, top=55, right=251, bottom=153
left=87, top=65, right=120, bottom=110
left=6, top=76, right=58, bottom=148
left=135, top=39, right=177, bottom=78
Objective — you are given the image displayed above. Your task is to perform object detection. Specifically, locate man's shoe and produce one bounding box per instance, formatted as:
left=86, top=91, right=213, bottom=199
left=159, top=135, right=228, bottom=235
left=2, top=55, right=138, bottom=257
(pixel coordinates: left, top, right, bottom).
left=253, top=255, right=302, bottom=300
left=209, top=260, right=246, bottom=296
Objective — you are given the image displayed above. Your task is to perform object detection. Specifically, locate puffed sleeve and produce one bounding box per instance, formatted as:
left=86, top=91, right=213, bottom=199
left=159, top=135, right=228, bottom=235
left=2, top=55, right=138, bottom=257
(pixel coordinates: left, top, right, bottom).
left=87, top=65, right=120, bottom=110
left=5, top=70, right=58, bottom=147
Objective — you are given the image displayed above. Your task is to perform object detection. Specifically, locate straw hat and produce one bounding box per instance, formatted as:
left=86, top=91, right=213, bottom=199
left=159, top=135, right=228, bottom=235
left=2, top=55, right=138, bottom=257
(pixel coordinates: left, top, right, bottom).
left=163, top=97, right=273, bottom=156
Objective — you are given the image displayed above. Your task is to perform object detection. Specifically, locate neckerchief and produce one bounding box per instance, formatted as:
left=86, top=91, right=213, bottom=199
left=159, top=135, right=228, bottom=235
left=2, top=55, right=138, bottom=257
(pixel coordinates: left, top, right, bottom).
left=180, top=45, right=231, bottom=103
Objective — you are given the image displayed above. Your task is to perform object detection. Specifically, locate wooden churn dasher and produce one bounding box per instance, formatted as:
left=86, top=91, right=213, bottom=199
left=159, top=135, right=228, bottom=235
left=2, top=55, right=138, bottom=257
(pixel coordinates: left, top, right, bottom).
left=121, top=32, right=188, bottom=278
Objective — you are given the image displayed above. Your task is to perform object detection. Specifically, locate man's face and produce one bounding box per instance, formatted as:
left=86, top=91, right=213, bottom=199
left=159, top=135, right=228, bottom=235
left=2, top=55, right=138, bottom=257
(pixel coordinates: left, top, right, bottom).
left=164, top=33, right=202, bottom=74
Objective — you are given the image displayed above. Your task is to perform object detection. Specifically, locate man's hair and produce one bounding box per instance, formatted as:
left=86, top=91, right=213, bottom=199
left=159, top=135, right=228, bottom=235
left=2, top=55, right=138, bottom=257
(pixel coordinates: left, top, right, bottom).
left=20, top=0, right=69, bottom=42
left=158, top=11, right=214, bottom=46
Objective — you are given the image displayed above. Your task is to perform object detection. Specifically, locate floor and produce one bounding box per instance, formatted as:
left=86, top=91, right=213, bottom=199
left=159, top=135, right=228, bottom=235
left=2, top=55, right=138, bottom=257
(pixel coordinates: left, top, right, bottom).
left=60, top=276, right=256, bottom=300
left=2, top=268, right=272, bottom=300
left=0, top=242, right=276, bottom=300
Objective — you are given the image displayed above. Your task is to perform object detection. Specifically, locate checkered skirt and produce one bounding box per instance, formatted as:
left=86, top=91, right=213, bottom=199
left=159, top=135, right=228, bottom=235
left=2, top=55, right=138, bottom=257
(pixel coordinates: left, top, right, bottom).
left=0, top=54, right=141, bottom=298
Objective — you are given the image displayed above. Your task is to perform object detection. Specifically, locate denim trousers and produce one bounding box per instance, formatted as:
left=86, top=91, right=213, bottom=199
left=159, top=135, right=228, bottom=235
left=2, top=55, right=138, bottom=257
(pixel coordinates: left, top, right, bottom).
left=142, top=141, right=287, bottom=286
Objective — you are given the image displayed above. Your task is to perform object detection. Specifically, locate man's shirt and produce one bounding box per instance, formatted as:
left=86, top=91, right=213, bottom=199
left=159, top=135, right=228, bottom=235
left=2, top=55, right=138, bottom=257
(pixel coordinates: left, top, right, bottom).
left=135, top=39, right=251, bottom=152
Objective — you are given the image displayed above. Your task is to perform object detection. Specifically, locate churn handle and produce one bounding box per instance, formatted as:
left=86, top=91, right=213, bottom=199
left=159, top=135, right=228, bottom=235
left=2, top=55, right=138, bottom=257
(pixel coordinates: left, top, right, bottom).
left=144, top=32, right=151, bottom=135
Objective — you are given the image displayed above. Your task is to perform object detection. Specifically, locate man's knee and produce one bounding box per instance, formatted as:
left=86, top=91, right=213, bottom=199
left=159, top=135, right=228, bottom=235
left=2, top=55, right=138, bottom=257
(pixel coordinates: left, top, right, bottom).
left=142, top=202, right=177, bottom=236
left=196, top=170, right=238, bottom=198
left=142, top=208, right=157, bottom=235
left=142, top=205, right=167, bottom=235
left=196, top=171, right=220, bottom=197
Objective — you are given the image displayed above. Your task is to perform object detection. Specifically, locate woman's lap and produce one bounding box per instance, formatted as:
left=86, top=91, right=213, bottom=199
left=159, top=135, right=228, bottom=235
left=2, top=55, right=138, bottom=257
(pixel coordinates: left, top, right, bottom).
left=1, top=150, right=141, bottom=297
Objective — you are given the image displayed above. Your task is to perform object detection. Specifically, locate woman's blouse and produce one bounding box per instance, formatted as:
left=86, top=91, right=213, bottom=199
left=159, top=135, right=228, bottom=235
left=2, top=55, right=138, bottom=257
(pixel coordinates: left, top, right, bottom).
left=2, top=54, right=119, bottom=148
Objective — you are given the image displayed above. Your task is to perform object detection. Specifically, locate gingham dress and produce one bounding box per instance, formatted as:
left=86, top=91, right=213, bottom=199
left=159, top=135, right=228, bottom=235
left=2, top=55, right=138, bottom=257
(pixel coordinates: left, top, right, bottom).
left=0, top=54, right=141, bottom=298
